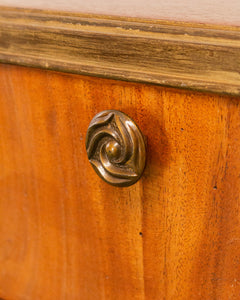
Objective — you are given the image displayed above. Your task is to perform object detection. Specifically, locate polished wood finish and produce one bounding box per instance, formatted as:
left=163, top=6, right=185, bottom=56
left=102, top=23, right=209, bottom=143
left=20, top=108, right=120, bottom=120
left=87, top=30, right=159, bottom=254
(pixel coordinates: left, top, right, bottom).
left=0, top=7, right=240, bottom=96
left=1, top=64, right=240, bottom=299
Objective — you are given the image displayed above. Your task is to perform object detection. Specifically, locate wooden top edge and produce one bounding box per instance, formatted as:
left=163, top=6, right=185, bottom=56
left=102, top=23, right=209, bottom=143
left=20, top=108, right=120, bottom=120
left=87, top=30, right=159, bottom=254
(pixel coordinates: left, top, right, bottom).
left=0, top=7, right=240, bottom=96
left=0, top=6, right=239, bottom=32
left=1, top=5, right=240, bottom=30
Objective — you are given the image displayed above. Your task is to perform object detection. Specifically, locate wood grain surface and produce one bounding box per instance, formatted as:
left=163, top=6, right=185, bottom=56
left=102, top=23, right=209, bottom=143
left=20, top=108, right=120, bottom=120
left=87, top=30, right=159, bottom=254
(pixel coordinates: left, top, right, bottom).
left=0, top=0, right=240, bottom=26
left=0, top=64, right=240, bottom=299
left=0, top=7, right=240, bottom=97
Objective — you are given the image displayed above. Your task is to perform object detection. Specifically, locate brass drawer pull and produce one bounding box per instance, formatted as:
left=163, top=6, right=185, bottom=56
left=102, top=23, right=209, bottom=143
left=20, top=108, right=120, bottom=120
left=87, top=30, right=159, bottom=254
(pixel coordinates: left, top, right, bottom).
left=86, top=110, right=146, bottom=187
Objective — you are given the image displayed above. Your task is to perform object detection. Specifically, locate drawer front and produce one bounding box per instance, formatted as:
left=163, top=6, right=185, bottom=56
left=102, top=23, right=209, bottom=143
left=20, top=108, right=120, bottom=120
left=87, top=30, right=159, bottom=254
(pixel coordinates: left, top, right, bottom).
left=0, top=64, right=240, bottom=299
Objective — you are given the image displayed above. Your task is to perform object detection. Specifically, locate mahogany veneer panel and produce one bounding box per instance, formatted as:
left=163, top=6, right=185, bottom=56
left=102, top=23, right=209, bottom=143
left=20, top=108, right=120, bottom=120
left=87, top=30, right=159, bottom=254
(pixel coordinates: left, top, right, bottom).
left=0, top=64, right=240, bottom=299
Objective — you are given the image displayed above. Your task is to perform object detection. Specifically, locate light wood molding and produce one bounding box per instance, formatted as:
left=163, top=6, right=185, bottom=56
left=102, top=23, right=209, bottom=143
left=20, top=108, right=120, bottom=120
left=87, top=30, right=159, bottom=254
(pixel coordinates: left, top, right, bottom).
left=0, top=0, right=240, bottom=25
left=0, top=7, right=240, bottom=95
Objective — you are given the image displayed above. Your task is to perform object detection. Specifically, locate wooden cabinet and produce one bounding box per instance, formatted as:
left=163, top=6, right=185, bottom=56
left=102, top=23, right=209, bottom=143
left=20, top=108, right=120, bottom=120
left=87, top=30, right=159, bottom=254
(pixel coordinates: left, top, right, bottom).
left=0, top=7, right=240, bottom=300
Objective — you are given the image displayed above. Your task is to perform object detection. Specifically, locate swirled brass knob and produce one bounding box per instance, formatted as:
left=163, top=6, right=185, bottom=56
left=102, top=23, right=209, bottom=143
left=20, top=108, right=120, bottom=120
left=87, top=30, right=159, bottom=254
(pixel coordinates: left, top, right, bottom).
left=86, top=110, right=146, bottom=187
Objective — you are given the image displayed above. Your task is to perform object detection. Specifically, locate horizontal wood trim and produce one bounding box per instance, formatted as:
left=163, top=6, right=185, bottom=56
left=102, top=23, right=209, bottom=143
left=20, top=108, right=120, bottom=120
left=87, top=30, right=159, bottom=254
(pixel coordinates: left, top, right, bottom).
left=0, top=7, right=240, bottom=95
